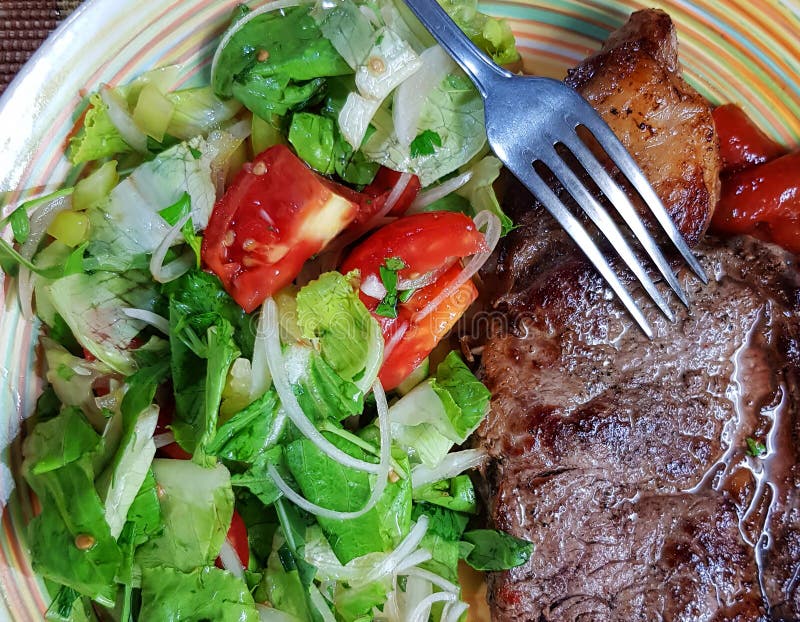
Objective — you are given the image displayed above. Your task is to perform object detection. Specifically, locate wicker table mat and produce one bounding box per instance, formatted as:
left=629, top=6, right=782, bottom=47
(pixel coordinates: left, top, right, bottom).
left=0, top=0, right=83, bottom=94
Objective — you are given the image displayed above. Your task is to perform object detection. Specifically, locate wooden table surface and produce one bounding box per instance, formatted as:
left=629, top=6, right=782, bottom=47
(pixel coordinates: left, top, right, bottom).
left=0, top=0, right=83, bottom=94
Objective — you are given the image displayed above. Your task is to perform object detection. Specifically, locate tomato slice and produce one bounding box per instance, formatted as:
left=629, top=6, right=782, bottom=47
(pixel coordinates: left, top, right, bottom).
left=202, top=145, right=359, bottom=312
left=358, top=167, right=422, bottom=221
left=380, top=264, right=478, bottom=389
left=341, top=211, right=486, bottom=389
left=215, top=509, right=250, bottom=571
left=712, top=104, right=786, bottom=174
left=711, top=151, right=800, bottom=253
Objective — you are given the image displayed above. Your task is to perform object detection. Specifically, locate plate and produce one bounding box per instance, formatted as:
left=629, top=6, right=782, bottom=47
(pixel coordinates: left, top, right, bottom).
left=0, top=0, right=798, bottom=618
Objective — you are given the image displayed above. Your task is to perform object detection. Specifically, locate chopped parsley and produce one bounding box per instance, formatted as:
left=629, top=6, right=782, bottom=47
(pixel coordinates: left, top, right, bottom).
left=745, top=437, right=766, bottom=458
left=9, top=205, right=30, bottom=244
left=375, top=256, right=407, bottom=318
left=410, top=130, right=442, bottom=158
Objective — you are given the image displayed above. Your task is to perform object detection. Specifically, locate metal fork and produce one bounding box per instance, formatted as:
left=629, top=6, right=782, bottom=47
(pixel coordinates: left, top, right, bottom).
left=403, top=0, right=707, bottom=337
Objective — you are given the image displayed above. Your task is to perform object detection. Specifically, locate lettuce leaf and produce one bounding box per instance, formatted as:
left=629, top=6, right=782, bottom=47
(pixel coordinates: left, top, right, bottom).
left=460, top=529, right=534, bottom=571
left=68, top=93, right=133, bottom=165
left=135, top=459, right=234, bottom=572
left=139, top=565, right=257, bottom=621
left=213, top=5, right=351, bottom=118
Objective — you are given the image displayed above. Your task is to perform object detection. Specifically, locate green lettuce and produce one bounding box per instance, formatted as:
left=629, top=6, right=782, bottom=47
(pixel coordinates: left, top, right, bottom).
left=438, top=0, right=520, bottom=65
left=460, top=529, right=534, bottom=571
left=213, top=5, right=352, bottom=118
left=139, top=565, right=257, bottom=621
left=136, top=459, right=234, bottom=572
left=68, top=93, right=133, bottom=164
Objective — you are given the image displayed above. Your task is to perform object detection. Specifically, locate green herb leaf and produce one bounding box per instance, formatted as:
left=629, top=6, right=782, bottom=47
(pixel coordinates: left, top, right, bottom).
left=9, top=205, right=30, bottom=244
left=409, top=129, right=443, bottom=158
left=746, top=437, right=767, bottom=457
left=460, top=529, right=534, bottom=571
left=375, top=256, right=407, bottom=318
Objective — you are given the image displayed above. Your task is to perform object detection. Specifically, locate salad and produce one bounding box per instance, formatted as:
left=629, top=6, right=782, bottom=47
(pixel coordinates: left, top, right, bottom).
left=0, top=1, right=534, bottom=620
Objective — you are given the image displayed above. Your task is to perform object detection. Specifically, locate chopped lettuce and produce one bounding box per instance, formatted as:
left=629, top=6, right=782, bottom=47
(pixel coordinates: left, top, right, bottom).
left=213, top=5, right=352, bottom=118
left=438, top=0, right=520, bottom=66
left=288, top=112, right=336, bottom=174
left=85, top=138, right=215, bottom=270
left=285, top=434, right=411, bottom=564
left=208, top=389, right=282, bottom=462
left=459, top=529, right=534, bottom=571
left=363, top=73, right=485, bottom=185
left=135, top=459, right=234, bottom=572
left=296, top=271, right=381, bottom=384
left=456, top=154, right=514, bottom=234
left=68, top=93, right=134, bottom=165
left=43, top=270, right=160, bottom=375
left=139, top=565, right=257, bottom=621
left=389, top=351, right=490, bottom=465
left=165, top=86, right=242, bottom=140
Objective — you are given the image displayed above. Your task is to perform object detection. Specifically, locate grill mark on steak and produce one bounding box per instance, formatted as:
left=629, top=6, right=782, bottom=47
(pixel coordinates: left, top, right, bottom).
left=475, top=8, right=800, bottom=622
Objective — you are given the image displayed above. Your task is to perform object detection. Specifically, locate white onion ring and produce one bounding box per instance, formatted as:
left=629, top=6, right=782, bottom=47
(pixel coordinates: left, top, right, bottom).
left=263, top=297, right=381, bottom=474
left=17, top=193, right=72, bottom=320
left=100, top=86, right=148, bottom=153
left=394, top=548, right=432, bottom=575
left=266, top=379, right=391, bottom=520
left=413, top=210, right=501, bottom=322
left=360, top=273, right=386, bottom=299
left=407, top=170, right=473, bottom=213
left=250, top=301, right=273, bottom=400
left=149, top=210, right=196, bottom=283
left=405, top=566, right=459, bottom=593
left=409, top=592, right=457, bottom=622
left=122, top=308, right=169, bottom=335
left=410, top=448, right=487, bottom=489
left=218, top=539, right=245, bottom=578
left=363, top=515, right=429, bottom=584
left=309, top=586, right=336, bottom=622
left=442, top=601, right=470, bottom=622
left=152, top=432, right=175, bottom=449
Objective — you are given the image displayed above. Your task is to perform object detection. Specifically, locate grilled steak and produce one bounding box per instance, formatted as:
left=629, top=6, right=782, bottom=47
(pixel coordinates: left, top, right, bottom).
left=474, top=9, right=800, bottom=622
left=566, top=8, right=720, bottom=246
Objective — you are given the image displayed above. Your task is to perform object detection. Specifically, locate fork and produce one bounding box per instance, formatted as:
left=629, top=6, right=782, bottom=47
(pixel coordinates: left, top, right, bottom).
left=403, top=0, right=708, bottom=337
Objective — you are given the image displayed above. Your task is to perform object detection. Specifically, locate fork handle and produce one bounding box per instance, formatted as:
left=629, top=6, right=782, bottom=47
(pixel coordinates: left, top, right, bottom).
left=403, top=0, right=511, bottom=96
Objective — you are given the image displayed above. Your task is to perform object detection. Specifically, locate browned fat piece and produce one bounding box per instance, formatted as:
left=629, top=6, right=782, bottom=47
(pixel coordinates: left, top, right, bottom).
left=475, top=9, right=800, bottom=622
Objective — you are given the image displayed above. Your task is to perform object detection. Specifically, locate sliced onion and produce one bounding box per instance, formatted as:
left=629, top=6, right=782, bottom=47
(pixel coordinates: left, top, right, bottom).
left=122, top=308, right=169, bottom=335
left=250, top=301, right=273, bottom=400
left=360, top=273, right=386, bottom=300
left=266, top=379, right=391, bottom=519
left=354, top=320, right=384, bottom=394
left=309, top=586, right=336, bottom=622
left=382, top=322, right=408, bottom=360
left=149, top=210, right=196, bottom=283
left=396, top=267, right=446, bottom=291
left=410, top=448, right=487, bottom=489
left=256, top=604, right=302, bottom=622
left=394, top=548, right=432, bottom=575
left=264, top=408, right=287, bottom=448
left=363, top=514, right=429, bottom=584
left=405, top=566, right=459, bottom=593
left=409, top=592, right=457, bottom=622
left=407, top=170, right=473, bottom=213
left=17, top=193, right=72, bottom=320
left=263, top=297, right=381, bottom=474
left=152, top=432, right=175, bottom=449
left=218, top=539, right=245, bottom=579
left=393, top=46, right=454, bottom=148
left=413, top=210, right=501, bottom=323
left=442, top=601, right=469, bottom=622
left=100, top=86, right=148, bottom=153
left=380, top=172, right=414, bottom=217
left=210, top=0, right=308, bottom=88
left=206, top=125, right=249, bottom=197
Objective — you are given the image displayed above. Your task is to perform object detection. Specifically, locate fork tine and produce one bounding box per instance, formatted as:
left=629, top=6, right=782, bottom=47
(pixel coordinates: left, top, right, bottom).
left=561, top=133, right=690, bottom=308
left=577, top=109, right=708, bottom=284
left=506, top=160, right=655, bottom=338
left=540, top=150, right=675, bottom=322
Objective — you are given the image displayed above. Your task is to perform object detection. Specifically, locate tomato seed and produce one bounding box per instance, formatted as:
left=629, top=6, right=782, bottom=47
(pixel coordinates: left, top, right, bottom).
left=387, top=470, right=400, bottom=483
left=367, top=56, right=386, bottom=75
left=257, top=49, right=270, bottom=62
left=242, top=238, right=257, bottom=251
left=223, top=230, right=235, bottom=247
left=74, top=534, right=96, bottom=550
left=252, top=162, right=268, bottom=175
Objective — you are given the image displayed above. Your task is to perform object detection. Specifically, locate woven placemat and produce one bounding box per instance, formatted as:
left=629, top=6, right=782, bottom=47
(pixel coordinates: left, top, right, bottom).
left=0, top=0, right=83, bottom=94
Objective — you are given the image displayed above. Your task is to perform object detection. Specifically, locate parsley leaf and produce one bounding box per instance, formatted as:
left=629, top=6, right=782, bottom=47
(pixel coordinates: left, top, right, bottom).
left=9, top=205, right=30, bottom=244
left=410, top=130, right=442, bottom=158
left=158, top=192, right=202, bottom=268
left=375, top=256, right=407, bottom=318
left=746, top=437, right=766, bottom=457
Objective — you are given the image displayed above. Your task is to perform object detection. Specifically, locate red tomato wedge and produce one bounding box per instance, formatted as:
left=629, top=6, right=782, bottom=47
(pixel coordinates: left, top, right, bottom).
left=202, top=145, right=359, bottom=312
left=215, top=509, right=250, bottom=571
left=711, top=151, right=800, bottom=253
left=713, top=104, right=786, bottom=174
left=380, top=264, right=478, bottom=389
left=341, top=211, right=486, bottom=389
